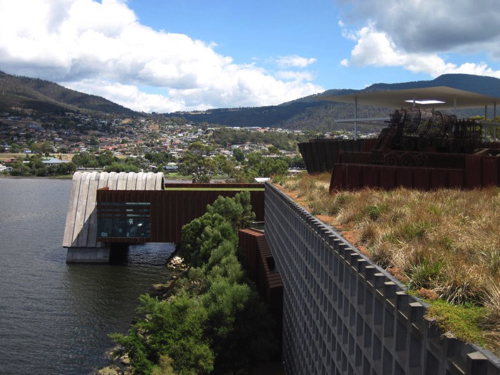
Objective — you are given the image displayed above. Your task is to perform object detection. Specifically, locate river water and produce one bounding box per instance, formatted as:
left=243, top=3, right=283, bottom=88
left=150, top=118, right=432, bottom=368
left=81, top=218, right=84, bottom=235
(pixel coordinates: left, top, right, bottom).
left=0, top=178, right=175, bottom=375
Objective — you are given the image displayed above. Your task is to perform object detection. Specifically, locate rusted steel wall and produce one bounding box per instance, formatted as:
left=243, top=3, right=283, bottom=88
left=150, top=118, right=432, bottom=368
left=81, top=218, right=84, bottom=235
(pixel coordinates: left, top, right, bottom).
left=238, top=229, right=283, bottom=341
left=239, top=229, right=259, bottom=281
left=330, top=155, right=500, bottom=192
left=97, top=189, right=265, bottom=244
left=298, top=139, right=366, bottom=173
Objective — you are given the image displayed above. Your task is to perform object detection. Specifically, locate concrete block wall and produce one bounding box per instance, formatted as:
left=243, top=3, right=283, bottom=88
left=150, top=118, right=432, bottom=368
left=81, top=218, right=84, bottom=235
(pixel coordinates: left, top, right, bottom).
left=264, top=182, right=500, bottom=375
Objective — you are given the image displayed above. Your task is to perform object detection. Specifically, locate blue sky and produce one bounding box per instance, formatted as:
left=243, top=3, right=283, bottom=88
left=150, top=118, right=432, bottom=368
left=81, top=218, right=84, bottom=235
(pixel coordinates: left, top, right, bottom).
left=0, top=0, right=499, bottom=113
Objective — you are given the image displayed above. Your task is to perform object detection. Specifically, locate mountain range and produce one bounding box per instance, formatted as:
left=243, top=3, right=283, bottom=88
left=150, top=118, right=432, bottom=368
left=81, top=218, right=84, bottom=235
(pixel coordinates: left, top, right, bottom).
left=0, top=71, right=137, bottom=117
left=1, top=70, right=500, bottom=131
left=164, top=74, right=500, bottom=131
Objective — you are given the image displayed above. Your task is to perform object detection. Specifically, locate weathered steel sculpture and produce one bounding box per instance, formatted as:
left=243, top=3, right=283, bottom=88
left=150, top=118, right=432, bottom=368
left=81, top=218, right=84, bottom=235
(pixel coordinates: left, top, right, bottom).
left=298, top=106, right=500, bottom=190
left=371, top=107, right=483, bottom=167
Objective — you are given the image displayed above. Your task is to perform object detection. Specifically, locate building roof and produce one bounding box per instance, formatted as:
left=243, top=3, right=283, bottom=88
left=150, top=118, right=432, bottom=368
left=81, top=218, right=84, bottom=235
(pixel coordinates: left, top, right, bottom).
left=42, top=157, right=68, bottom=164
left=319, top=86, right=500, bottom=110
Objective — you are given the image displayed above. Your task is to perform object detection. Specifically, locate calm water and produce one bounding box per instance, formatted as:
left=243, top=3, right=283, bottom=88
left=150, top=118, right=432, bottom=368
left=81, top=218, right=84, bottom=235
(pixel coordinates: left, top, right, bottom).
left=0, top=178, right=175, bottom=374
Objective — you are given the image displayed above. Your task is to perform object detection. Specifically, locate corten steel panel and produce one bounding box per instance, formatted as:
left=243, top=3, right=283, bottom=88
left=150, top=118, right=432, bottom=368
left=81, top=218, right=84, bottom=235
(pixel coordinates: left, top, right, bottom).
left=319, top=141, right=329, bottom=172
left=330, top=164, right=347, bottom=192
left=304, top=142, right=315, bottom=173
left=482, top=142, right=500, bottom=149
left=255, top=234, right=283, bottom=342
left=173, top=190, right=180, bottom=242
left=430, top=169, right=448, bottom=189
left=299, top=142, right=313, bottom=174
left=345, top=140, right=354, bottom=153
left=448, top=169, right=465, bottom=189
left=299, top=140, right=371, bottom=174
left=239, top=230, right=259, bottom=280
left=466, top=155, right=482, bottom=189
left=362, top=138, right=377, bottom=152
left=150, top=191, right=160, bottom=241
left=380, top=166, right=397, bottom=190
left=312, top=142, right=321, bottom=173
left=396, top=167, right=414, bottom=189
left=346, top=164, right=363, bottom=190
left=482, top=156, right=499, bottom=186
left=331, top=140, right=340, bottom=153
left=315, top=142, right=325, bottom=172
left=96, top=189, right=265, bottom=244
left=326, top=142, right=336, bottom=171
left=363, top=165, right=380, bottom=188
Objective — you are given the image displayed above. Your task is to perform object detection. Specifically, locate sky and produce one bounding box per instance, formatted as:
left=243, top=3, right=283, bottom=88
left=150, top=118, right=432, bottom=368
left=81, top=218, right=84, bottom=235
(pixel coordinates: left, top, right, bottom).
left=1, top=0, right=500, bottom=113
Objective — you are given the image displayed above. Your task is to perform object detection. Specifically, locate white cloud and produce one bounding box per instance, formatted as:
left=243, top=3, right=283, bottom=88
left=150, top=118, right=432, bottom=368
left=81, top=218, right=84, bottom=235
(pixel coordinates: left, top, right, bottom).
left=275, top=70, right=314, bottom=81
left=0, top=0, right=323, bottom=112
left=338, top=9, right=500, bottom=79
left=275, top=55, right=317, bottom=68
left=340, top=59, right=349, bottom=67
left=64, top=79, right=187, bottom=113
left=336, top=0, right=500, bottom=56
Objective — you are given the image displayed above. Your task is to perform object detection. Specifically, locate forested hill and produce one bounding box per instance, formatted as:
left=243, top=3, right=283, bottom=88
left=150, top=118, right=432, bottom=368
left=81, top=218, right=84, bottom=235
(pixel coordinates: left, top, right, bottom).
left=0, top=71, right=138, bottom=116
left=2, top=70, right=499, bottom=130
left=365, top=74, right=500, bottom=97
left=164, top=74, right=500, bottom=131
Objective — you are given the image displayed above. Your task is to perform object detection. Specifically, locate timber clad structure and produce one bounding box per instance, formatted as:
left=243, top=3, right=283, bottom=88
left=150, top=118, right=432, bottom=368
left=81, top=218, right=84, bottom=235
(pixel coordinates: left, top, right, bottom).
left=63, top=172, right=264, bottom=262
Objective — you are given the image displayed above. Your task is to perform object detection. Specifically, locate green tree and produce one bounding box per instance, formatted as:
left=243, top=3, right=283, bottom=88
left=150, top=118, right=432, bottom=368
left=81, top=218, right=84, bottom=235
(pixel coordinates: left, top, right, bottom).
left=207, top=191, right=255, bottom=231
left=212, top=154, right=236, bottom=179
left=111, top=294, right=214, bottom=375
left=232, top=148, right=245, bottom=162
left=97, top=150, right=115, bottom=167
left=72, top=152, right=98, bottom=168
left=56, top=161, right=77, bottom=175
left=104, top=162, right=140, bottom=173
left=179, top=212, right=237, bottom=267
left=9, top=160, right=31, bottom=176
left=89, top=135, right=100, bottom=145
left=179, top=142, right=215, bottom=183
left=112, top=192, right=276, bottom=375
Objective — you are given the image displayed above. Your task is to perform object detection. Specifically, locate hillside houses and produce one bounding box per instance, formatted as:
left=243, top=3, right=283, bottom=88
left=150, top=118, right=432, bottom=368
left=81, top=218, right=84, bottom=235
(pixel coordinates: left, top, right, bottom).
left=1, top=111, right=311, bottom=170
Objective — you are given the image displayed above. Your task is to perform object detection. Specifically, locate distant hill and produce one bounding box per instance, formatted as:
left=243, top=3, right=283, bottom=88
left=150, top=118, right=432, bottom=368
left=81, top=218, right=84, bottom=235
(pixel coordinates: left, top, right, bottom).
left=165, top=74, right=500, bottom=131
left=366, top=74, right=500, bottom=97
left=2, top=70, right=499, bottom=130
left=0, top=71, right=138, bottom=116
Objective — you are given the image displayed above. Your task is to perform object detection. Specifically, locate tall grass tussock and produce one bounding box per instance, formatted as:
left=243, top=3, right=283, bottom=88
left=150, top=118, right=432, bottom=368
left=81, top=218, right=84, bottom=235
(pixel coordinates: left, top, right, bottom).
left=275, top=172, right=500, bottom=355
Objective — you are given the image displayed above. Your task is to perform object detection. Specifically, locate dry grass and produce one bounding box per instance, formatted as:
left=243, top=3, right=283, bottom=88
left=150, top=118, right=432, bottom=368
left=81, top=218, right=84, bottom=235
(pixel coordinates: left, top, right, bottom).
left=274, top=172, right=500, bottom=354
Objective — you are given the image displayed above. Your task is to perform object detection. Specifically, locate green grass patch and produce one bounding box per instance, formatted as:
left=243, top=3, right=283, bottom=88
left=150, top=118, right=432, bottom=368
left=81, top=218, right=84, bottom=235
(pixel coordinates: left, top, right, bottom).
left=164, top=187, right=264, bottom=191
left=427, top=300, right=487, bottom=346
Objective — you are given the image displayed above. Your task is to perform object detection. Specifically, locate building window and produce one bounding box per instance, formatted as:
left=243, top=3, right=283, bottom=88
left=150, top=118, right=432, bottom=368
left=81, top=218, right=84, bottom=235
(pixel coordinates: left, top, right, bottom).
left=97, top=202, right=151, bottom=238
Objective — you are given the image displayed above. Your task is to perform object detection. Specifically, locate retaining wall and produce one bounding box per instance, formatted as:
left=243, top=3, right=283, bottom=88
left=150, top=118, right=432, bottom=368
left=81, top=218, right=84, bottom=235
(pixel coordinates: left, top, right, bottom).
left=264, top=182, right=500, bottom=375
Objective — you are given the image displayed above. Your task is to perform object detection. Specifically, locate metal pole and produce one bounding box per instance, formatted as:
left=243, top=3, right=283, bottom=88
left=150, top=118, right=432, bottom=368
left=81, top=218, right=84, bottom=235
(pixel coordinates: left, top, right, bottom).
left=495, top=103, right=497, bottom=141
left=485, top=105, right=488, bottom=120
left=413, top=93, right=415, bottom=107
left=354, top=96, right=358, bottom=140
left=454, top=95, right=457, bottom=114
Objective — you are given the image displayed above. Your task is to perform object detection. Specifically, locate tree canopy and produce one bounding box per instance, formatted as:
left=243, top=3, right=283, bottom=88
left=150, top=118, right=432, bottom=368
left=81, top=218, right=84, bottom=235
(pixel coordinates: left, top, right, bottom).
left=112, top=191, right=276, bottom=375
